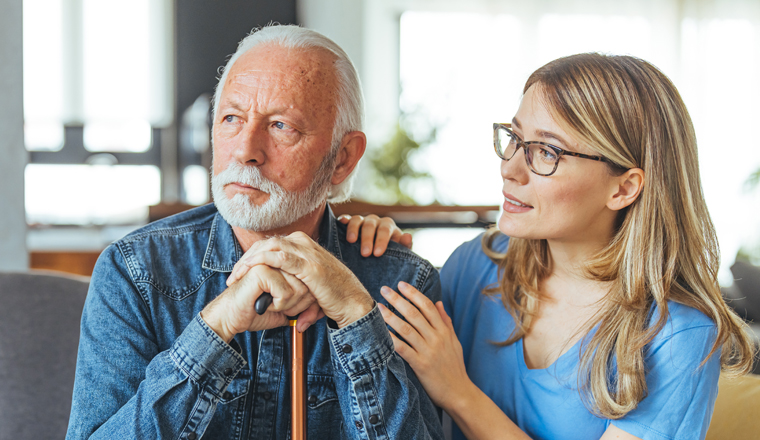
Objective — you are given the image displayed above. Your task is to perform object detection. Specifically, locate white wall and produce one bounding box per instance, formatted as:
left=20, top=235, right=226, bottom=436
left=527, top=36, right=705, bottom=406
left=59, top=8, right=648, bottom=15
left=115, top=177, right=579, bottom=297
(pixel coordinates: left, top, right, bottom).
left=0, top=0, right=29, bottom=270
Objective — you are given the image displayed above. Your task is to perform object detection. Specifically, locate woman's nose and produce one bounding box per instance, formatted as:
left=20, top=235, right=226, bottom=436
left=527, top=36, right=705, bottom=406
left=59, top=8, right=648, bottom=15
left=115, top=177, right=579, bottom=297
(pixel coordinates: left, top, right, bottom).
left=500, top=148, right=530, bottom=183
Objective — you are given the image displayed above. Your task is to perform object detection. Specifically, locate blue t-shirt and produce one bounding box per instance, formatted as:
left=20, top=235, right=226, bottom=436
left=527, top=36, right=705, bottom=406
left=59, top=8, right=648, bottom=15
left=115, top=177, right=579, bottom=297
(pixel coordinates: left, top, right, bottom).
left=440, top=233, right=721, bottom=440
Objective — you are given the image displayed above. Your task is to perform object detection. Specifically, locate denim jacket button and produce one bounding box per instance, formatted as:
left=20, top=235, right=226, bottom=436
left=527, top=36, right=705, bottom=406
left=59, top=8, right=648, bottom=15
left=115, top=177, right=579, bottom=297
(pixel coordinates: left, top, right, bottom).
left=308, top=394, right=317, bottom=404
left=223, top=391, right=232, bottom=400
left=369, top=414, right=379, bottom=424
left=187, top=433, right=197, bottom=440
left=355, top=420, right=363, bottom=430
left=223, top=367, right=233, bottom=376
left=341, top=344, right=353, bottom=354
left=263, top=391, right=272, bottom=400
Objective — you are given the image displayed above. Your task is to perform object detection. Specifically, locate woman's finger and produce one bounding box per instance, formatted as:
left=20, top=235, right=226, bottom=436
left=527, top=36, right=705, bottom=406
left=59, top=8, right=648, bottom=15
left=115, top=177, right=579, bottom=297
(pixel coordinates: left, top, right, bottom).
left=386, top=325, right=420, bottom=367
left=372, top=218, right=395, bottom=257
left=398, top=232, right=413, bottom=250
left=435, top=301, right=453, bottom=328
left=379, top=286, right=438, bottom=342
left=377, top=301, right=425, bottom=351
left=345, top=215, right=364, bottom=243
left=395, top=282, right=446, bottom=332
left=359, top=215, right=380, bottom=256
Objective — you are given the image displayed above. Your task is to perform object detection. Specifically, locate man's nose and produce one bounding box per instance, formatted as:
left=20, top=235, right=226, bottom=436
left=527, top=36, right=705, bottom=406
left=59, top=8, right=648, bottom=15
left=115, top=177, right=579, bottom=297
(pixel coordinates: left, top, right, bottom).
left=500, top=149, right=530, bottom=184
left=232, top=123, right=268, bottom=165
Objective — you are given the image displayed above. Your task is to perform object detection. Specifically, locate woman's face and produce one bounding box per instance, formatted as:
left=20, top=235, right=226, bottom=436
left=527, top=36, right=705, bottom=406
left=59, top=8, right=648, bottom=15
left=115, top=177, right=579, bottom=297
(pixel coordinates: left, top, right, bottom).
left=498, top=85, right=621, bottom=246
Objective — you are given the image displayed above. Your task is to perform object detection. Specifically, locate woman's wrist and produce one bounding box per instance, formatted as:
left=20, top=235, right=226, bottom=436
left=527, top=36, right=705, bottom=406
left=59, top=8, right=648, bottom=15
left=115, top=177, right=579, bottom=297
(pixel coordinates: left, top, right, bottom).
left=443, top=378, right=482, bottom=417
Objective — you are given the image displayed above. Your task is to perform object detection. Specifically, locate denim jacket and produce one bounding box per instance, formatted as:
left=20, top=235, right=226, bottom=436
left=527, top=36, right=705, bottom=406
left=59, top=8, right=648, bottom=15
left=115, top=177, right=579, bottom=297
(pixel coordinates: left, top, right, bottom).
left=66, top=204, right=443, bottom=440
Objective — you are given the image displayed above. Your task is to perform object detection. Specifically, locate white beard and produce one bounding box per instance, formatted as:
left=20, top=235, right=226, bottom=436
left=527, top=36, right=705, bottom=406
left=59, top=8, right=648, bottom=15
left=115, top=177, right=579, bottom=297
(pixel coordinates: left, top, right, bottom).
left=211, top=150, right=336, bottom=231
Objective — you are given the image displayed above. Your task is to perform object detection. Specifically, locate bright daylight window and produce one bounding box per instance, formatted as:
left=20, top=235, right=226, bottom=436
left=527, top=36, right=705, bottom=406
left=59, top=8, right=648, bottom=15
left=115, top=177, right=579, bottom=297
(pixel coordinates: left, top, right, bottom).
left=23, top=0, right=172, bottom=225
left=399, top=10, right=760, bottom=279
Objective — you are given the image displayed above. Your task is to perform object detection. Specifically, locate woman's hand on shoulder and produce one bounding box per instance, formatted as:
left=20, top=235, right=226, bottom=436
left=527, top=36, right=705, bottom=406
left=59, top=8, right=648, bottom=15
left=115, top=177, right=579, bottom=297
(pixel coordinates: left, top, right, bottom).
left=338, top=214, right=412, bottom=257
left=378, top=281, right=473, bottom=411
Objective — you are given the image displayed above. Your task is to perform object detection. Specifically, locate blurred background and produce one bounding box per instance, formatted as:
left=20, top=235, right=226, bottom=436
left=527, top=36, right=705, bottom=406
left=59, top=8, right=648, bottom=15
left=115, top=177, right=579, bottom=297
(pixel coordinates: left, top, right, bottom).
left=2, top=0, right=760, bottom=288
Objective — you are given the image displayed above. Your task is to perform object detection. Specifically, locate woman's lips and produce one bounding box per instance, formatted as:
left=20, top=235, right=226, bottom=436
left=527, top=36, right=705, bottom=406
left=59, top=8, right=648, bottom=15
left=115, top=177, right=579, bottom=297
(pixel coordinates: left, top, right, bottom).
left=502, top=193, right=533, bottom=213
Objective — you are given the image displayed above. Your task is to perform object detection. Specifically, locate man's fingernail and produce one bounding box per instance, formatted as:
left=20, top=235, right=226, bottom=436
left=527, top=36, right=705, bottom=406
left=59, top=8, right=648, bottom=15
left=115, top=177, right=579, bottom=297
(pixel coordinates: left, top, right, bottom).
left=362, top=246, right=370, bottom=255
left=380, top=286, right=392, bottom=296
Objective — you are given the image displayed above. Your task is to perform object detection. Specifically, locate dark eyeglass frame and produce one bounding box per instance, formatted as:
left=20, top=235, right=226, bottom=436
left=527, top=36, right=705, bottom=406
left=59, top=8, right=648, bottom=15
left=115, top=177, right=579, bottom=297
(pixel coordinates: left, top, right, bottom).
left=493, top=122, right=611, bottom=176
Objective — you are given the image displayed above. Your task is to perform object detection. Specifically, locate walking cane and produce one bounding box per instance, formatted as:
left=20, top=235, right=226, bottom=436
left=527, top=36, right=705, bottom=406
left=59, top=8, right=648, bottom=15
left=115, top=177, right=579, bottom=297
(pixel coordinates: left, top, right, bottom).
left=290, top=315, right=306, bottom=439
left=255, top=292, right=306, bottom=439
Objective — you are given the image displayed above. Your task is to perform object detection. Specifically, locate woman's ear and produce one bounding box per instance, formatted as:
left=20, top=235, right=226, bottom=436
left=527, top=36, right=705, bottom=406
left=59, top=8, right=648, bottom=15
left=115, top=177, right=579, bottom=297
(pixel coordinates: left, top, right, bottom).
left=607, top=168, right=644, bottom=211
left=331, top=131, right=367, bottom=185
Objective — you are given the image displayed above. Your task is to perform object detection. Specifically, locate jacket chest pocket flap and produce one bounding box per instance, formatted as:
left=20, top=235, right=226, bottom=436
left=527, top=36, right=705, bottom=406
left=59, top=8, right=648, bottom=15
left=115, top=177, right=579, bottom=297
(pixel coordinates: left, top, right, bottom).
left=220, top=370, right=250, bottom=405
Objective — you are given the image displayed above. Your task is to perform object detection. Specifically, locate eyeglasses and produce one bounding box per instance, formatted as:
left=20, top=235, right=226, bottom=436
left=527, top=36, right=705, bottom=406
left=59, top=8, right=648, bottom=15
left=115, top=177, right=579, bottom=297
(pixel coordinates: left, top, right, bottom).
left=493, top=123, right=610, bottom=176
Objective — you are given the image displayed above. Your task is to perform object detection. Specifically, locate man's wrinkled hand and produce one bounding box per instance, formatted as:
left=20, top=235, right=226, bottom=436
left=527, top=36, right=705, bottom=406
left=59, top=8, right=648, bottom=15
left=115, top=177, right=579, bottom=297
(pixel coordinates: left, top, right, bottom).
left=201, top=264, right=320, bottom=343
left=227, top=232, right=374, bottom=329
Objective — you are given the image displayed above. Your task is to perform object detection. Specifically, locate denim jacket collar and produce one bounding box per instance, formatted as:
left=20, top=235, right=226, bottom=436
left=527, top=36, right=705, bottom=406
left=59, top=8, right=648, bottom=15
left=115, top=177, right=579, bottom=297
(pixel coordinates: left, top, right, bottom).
left=201, top=204, right=342, bottom=273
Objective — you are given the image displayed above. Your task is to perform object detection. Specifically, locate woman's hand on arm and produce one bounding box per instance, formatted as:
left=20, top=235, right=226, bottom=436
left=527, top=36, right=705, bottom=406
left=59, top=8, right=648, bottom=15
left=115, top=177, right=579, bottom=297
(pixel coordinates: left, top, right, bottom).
left=338, top=214, right=412, bottom=256
left=379, top=282, right=532, bottom=440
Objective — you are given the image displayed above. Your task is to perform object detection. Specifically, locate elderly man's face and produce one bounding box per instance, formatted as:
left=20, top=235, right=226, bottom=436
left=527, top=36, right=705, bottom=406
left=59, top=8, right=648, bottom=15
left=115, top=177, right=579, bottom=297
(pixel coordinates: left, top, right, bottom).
left=211, top=43, right=339, bottom=230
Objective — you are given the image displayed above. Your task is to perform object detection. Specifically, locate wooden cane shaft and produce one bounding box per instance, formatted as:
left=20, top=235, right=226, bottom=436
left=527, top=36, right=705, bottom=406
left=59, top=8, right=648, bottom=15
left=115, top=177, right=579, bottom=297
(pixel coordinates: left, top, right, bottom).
left=291, top=320, right=306, bottom=440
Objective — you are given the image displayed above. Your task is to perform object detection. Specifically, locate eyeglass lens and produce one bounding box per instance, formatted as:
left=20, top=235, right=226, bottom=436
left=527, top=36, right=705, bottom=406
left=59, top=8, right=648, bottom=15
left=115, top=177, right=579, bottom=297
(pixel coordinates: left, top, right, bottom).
left=496, top=127, right=559, bottom=175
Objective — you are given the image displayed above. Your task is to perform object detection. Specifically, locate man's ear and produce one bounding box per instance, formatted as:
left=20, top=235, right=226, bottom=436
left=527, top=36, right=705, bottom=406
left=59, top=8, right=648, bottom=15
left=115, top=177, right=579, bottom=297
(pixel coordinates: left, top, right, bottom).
left=331, top=131, right=367, bottom=185
left=607, top=168, right=644, bottom=211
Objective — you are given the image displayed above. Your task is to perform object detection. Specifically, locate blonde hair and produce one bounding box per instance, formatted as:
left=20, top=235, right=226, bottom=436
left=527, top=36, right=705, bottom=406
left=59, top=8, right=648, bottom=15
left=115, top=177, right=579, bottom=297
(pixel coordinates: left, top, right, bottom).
left=484, top=53, right=756, bottom=419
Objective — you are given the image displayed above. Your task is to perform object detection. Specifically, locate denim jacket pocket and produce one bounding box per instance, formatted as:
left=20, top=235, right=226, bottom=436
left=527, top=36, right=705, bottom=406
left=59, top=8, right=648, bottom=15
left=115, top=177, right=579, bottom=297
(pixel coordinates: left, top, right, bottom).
left=220, top=370, right=250, bottom=404
left=206, top=369, right=251, bottom=439
left=307, top=374, right=347, bottom=439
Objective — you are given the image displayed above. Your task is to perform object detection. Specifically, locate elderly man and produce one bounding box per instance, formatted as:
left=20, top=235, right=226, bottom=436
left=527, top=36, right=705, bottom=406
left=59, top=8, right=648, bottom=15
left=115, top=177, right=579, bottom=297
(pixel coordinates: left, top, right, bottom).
left=66, top=25, right=443, bottom=440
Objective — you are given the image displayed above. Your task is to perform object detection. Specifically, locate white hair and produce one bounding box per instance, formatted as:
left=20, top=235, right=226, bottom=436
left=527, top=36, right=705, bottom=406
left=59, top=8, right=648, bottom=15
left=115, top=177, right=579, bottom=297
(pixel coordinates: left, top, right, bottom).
left=212, top=24, right=364, bottom=203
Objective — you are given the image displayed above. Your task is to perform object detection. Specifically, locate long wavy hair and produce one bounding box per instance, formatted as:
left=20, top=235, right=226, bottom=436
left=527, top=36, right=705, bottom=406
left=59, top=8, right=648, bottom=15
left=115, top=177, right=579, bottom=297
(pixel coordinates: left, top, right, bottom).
left=483, top=53, right=756, bottom=419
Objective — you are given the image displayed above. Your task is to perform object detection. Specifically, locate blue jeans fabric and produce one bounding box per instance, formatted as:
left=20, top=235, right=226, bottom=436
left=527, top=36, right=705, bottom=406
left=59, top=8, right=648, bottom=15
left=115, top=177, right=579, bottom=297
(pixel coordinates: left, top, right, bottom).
left=66, top=204, right=443, bottom=440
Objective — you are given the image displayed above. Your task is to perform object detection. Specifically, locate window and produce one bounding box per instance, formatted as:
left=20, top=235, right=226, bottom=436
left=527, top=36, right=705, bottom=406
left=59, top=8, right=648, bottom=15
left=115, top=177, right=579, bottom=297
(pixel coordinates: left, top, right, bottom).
left=23, top=0, right=172, bottom=225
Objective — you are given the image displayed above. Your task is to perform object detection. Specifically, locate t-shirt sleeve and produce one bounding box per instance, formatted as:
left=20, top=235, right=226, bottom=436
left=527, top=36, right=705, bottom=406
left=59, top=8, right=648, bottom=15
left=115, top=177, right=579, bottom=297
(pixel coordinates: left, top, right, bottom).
left=611, top=322, right=721, bottom=440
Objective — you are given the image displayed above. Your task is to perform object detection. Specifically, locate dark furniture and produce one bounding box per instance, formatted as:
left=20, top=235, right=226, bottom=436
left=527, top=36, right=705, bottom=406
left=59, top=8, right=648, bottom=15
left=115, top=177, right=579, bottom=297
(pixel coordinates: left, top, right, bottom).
left=0, top=271, right=89, bottom=440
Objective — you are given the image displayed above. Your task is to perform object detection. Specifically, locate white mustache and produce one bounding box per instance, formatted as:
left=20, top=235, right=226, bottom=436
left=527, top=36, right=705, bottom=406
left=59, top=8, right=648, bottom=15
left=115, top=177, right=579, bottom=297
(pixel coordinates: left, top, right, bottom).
left=214, top=162, right=284, bottom=195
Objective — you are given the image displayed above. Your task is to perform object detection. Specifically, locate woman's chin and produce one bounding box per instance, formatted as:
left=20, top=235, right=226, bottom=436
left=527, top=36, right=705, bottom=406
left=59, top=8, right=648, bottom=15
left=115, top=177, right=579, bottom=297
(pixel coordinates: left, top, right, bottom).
left=497, top=215, right=529, bottom=239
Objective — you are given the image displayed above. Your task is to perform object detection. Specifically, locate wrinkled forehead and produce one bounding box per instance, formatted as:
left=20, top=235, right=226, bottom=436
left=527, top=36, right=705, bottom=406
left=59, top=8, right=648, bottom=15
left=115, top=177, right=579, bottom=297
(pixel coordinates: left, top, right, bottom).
left=224, top=43, right=339, bottom=104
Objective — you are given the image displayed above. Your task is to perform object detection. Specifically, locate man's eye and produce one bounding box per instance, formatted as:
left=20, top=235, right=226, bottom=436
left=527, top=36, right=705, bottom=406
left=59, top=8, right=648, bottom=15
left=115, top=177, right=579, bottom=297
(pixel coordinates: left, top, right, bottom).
left=273, top=121, right=289, bottom=130
left=224, top=115, right=236, bottom=123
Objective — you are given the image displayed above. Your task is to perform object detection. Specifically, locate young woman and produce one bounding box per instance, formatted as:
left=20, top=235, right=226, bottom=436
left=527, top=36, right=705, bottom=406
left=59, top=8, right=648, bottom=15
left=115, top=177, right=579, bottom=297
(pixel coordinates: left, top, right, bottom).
left=340, top=53, right=756, bottom=440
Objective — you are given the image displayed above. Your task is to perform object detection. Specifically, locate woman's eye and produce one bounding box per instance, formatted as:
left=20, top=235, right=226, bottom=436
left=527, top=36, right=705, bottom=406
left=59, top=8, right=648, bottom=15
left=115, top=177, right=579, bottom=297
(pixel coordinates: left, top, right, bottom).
left=537, top=146, right=558, bottom=162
